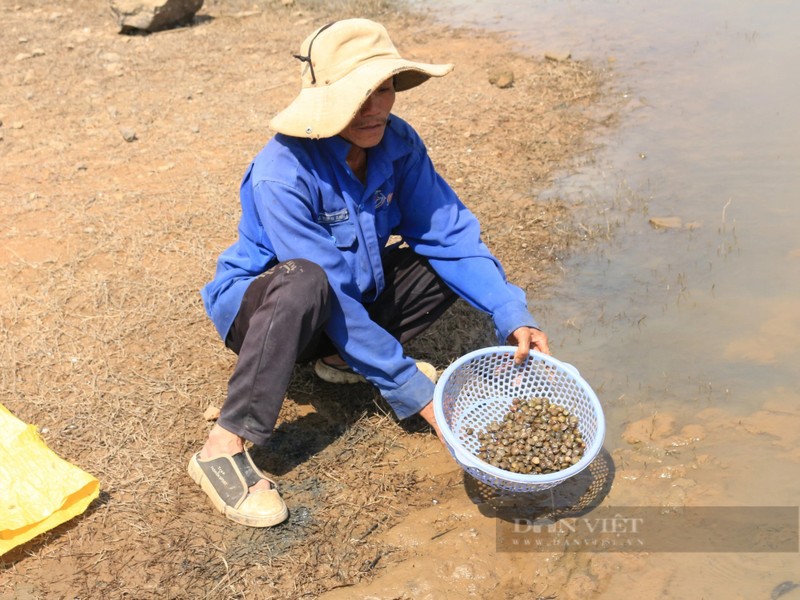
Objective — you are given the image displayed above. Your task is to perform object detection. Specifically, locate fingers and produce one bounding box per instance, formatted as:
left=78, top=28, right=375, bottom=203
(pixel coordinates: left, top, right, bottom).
left=531, top=328, right=551, bottom=356
left=513, top=337, right=531, bottom=364
left=511, top=326, right=551, bottom=364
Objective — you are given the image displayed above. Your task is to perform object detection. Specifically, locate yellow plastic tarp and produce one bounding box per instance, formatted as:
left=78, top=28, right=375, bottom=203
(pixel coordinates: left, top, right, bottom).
left=0, top=403, right=99, bottom=556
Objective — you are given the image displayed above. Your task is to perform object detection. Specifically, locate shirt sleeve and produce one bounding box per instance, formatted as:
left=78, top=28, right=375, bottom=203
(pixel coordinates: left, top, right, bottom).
left=253, top=177, right=435, bottom=420
left=393, top=138, right=539, bottom=341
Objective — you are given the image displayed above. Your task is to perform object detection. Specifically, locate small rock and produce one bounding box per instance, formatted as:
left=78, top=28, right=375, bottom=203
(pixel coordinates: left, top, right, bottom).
left=203, top=405, right=221, bottom=421
left=231, top=10, right=262, bottom=18
left=110, top=0, right=205, bottom=33
left=488, top=69, right=514, bottom=89
left=622, top=413, right=677, bottom=444
left=76, top=163, right=88, bottom=171
left=15, top=52, right=33, bottom=61
left=648, top=216, right=683, bottom=230
left=119, top=127, right=137, bottom=142
left=31, top=48, right=45, bottom=57
left=648, top=217, right=702, bottom=231
left=10, top=122, right=24, bottom=130
left=544, top=50, right=571, bottom=62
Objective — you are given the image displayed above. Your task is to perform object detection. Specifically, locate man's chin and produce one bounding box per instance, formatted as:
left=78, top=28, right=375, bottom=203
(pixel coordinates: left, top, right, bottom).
left=340, top=124, right=387, bottom=148
left=356, top=129, right=386, bottom=148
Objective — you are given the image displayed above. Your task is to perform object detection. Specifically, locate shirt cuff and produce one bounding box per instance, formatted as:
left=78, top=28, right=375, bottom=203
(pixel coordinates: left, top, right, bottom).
left=494, top=302, right=539, bottom=342
left=381, top=368, right=436, bottom=420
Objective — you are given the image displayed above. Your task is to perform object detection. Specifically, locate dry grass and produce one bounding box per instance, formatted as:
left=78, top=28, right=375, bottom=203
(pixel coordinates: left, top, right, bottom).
left=0, top=0, right=611, bottom=597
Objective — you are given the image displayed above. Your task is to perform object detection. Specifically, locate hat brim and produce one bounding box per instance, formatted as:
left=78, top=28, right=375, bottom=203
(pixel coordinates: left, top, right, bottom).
left=269, top=58, right=454, bottom=139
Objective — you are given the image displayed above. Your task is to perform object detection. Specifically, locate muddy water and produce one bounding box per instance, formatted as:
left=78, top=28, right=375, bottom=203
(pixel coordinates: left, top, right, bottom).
left=406, top=0, right=800, bottom=598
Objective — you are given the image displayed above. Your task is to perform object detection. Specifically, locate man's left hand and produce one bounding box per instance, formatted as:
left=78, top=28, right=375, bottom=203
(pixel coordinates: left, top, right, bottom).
left=508, top=326, right=550, bottom=364
left=418, top=401, right=446, bottom=446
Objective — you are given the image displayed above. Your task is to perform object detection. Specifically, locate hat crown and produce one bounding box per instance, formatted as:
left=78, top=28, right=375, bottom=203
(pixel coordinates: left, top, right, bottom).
left=271, top=18, right=453, bottom=138
left=299, top=19, right=400, bottom=88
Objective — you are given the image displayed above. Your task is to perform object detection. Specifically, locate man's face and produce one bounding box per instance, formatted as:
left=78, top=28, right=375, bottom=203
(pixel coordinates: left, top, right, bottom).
left=339, top=78, right=396, bottom=149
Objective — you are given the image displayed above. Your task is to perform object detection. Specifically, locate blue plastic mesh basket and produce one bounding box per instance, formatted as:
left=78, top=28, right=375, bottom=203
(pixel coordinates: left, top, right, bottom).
left=433, top=346, right=605, bottom=493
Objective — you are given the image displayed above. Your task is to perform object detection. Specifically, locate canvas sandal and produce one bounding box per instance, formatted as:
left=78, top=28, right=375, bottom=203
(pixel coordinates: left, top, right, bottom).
left=313, top=358, right=367, bottom=384
left=314, top=358, right=439, bottom=384
left=188, top=450, right=288, bottom=527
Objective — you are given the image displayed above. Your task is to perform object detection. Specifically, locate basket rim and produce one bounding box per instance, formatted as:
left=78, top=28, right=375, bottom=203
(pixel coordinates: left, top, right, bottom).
left=433, top=346, right=606, bottom=485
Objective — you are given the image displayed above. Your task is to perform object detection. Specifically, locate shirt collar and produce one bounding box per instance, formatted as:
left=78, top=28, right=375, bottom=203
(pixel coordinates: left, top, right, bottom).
left=380, top=116, right=414, bottom=162
left=319, top=134, right=352, bottom=163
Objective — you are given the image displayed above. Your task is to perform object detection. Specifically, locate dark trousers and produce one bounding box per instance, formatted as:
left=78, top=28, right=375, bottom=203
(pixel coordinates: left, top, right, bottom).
left=217, top=245, right=457, bottom=445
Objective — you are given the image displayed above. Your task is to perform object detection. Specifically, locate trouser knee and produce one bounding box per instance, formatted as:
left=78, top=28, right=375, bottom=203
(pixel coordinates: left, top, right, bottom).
left=226, top=259, right=331, bottom=354
left=279, top=259, right=329, bottom=307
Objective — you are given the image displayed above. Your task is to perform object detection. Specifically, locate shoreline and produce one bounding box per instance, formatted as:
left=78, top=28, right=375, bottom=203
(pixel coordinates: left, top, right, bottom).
left=0, top=1, right=611, bottom=596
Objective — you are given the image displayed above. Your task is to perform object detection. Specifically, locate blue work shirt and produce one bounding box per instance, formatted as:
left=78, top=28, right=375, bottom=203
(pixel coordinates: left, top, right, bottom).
left=201, top=115, right=538, bottom=419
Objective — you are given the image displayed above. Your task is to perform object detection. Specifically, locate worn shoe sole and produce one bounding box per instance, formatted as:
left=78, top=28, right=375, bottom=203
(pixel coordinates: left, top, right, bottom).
left=416, top=361, right=439, bottom=383
left=313, top=359, right=366, bottom=384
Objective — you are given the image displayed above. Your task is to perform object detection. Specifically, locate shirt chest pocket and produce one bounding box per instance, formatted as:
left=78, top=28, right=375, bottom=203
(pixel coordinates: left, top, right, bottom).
left=318, top=209, right=358, bottom=250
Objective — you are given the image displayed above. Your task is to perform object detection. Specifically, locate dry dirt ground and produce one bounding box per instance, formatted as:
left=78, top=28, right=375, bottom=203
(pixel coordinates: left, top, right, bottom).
left=0, top=0, right=616, bottom=597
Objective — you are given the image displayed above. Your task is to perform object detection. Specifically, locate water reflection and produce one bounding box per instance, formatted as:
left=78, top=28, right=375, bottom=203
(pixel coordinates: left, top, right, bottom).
left=412, top=0, right=800, bottom=597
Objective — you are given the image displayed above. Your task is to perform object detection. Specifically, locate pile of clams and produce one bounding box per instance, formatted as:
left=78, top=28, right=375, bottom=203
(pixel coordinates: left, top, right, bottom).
left=469, top=397, right=586, bottom=475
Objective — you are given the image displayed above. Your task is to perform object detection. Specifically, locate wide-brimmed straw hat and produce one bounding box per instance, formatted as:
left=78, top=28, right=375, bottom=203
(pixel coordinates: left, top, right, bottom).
left=269, top=19, right=454, bottom=139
